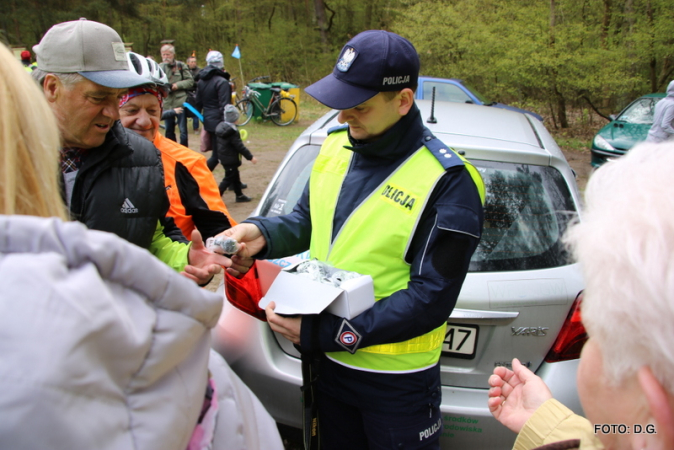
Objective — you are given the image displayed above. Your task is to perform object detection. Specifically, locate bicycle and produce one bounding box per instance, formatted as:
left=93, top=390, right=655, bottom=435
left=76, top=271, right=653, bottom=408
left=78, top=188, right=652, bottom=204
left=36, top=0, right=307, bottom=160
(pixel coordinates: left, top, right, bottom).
left=235, top=77, right=298, bottom=127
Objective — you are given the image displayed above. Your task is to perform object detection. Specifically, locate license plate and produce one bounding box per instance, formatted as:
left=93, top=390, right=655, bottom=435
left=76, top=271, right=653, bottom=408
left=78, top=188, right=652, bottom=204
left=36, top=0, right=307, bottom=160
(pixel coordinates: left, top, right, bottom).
left=442, top=323, right=479, bottom=359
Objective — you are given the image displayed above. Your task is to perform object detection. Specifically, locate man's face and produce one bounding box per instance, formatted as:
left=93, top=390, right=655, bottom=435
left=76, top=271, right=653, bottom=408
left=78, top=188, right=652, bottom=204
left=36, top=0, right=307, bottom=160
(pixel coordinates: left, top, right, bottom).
left=187, top=58, right=197, bottom=69
left=47, top=76, right=125, bottom=149
left=119, top=94, right=161, bottom=142
left=161, top=50, right=175, bottom=64
left=337, top=92, right=406, bottom=142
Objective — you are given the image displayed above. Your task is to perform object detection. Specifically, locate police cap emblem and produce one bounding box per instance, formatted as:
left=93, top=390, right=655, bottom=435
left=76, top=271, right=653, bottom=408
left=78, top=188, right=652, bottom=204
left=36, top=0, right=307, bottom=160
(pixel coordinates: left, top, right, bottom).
left=336, top=47, right=357, bottom=72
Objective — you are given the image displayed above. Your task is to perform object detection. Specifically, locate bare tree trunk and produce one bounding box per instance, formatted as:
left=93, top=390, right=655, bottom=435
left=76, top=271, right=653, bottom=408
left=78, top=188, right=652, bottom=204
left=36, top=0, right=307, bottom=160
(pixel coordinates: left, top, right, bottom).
left=9, top=0, right=23, bottom=45
left=549, top=0, right=569, bottom=128
left=314, top=0, right=329, bottom=51
left=646, top=0, right=657, bottom=92
left=365, top=0, right=375, bottom=30
left=601, top=0, right=611, bottom=49
left=305, top=0, right=312, bottom=22
left=233, top=0, right=243, bottom=49
left=555, top=87, right=569, bottom=128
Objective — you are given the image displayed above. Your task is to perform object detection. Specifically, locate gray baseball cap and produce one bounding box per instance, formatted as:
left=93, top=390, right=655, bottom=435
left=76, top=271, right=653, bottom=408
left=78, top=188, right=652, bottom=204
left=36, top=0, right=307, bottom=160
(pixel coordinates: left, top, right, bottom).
left=33, top=18, right=148, bottom=89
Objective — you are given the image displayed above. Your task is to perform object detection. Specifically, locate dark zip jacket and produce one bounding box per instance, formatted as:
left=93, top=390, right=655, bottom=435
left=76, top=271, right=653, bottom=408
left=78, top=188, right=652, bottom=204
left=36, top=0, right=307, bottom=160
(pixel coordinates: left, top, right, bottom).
left=66, top=121, right=186, bottom=249
left=214, top=122, right=254, bottom=167
left=195, top=65, right=231, bottom=132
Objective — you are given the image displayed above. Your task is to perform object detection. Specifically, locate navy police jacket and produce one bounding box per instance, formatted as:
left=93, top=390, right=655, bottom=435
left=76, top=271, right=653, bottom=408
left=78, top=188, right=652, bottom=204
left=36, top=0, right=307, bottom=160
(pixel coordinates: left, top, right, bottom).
left=245, top=104, right=484, bottom=410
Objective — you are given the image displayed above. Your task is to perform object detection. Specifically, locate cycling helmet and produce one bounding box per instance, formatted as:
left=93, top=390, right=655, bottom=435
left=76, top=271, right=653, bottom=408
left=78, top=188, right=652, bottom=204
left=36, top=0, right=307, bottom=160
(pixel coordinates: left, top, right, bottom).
left=126, top=51, right=170, bottom=96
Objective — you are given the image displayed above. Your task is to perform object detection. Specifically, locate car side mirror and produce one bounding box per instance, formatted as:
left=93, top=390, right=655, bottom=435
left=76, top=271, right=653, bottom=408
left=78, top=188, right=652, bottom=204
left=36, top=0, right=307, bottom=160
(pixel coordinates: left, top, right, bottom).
left=609, top=114, right=617, bottom=121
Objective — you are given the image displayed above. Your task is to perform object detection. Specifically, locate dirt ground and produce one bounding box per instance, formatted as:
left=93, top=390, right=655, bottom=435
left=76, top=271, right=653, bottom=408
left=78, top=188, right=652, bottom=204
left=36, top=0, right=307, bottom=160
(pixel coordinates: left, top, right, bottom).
left=561, top=147, right=592, bottom=192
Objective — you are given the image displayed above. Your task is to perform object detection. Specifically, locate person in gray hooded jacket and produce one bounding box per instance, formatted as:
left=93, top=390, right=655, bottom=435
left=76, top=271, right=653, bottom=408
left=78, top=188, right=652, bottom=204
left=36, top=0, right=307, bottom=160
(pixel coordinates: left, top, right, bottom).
left=647, top=80, right=674, bottom=143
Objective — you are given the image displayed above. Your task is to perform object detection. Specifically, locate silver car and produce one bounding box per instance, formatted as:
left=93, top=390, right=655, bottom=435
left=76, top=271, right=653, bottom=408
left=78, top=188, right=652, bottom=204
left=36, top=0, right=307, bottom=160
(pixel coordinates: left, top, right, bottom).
left=213, top=100, right=586, bottom=449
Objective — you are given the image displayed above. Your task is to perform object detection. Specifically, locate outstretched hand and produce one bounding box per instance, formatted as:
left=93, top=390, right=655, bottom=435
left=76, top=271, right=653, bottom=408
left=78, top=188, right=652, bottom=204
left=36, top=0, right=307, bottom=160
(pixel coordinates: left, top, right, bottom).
left=183, top=229, right=231, bottom=285
left=221, top=223, right=267, bottom=258
left=487, top=358, right=553, bottom=433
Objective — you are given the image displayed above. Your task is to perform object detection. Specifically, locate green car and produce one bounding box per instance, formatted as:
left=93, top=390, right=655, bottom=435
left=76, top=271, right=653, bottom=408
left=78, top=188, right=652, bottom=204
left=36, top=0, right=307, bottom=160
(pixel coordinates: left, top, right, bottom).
left=591, top=93, right=665, bottom=167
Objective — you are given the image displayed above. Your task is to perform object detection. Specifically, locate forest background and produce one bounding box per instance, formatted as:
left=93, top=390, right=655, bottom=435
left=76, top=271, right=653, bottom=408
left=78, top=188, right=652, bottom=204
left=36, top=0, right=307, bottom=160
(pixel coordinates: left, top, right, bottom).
left=3, top=0, right=673, bottom=130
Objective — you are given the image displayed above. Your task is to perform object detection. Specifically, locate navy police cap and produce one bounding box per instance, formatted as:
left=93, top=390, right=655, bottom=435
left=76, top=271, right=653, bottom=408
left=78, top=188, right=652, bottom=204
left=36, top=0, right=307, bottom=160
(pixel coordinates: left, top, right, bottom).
left=305, top=30, right=419, bottom=110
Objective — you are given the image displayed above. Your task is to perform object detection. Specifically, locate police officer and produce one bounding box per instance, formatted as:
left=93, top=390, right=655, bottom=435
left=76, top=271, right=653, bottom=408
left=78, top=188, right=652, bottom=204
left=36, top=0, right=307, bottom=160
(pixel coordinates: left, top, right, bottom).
left=225, top=30, right=484, bottom=449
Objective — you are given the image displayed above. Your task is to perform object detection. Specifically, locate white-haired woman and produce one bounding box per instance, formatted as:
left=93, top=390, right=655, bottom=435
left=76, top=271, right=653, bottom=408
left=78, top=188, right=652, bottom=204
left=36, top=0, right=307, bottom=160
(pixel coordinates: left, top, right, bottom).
left=488, top=142, right=674, bottom=450
left=0, top=43, right=282, bottom=450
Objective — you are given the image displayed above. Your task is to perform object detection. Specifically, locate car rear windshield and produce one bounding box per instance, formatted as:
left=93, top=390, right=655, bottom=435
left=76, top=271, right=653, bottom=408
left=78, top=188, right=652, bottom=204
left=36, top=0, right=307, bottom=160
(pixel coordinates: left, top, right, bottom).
left=258, top=144, right=321, bottom=217
left=470, top=160, right=577, bottom=272
left=259, top=146, right=578, bottom=272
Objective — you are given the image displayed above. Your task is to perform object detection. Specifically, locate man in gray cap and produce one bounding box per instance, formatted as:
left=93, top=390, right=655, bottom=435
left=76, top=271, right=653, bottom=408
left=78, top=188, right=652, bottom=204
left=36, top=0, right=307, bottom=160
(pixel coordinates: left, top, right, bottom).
left=225, top=30, right=485, bottom=448
left=33, top=18, right=243, bottom=285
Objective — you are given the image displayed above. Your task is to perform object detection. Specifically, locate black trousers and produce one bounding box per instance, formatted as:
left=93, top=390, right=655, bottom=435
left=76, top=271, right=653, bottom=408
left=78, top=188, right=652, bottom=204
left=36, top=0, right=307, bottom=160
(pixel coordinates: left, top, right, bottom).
left=316, top=389, right=442, bottom=450
left=219, top=166, right=243, bottom=196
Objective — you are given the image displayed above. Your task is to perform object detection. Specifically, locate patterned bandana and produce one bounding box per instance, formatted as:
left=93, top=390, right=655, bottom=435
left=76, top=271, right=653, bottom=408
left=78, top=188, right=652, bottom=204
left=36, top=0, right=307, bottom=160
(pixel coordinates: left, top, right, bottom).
left=119, top=86, right=164, bottom=109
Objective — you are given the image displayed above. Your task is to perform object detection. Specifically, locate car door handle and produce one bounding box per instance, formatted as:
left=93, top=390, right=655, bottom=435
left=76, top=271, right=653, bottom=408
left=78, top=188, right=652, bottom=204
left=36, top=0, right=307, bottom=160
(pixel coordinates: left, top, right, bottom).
left=448, top=308, right=519, bottom=325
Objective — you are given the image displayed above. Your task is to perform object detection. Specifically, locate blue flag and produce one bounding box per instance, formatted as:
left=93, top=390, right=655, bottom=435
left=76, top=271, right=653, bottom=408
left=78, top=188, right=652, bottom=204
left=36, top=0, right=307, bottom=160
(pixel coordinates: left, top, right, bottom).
left=232, top=45, right=241, bottom=59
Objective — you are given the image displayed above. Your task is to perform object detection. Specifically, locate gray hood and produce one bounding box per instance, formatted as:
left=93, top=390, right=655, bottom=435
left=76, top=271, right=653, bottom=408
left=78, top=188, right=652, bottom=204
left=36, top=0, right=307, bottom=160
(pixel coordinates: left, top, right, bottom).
left=0, top=215, right=221, bottom=450
left=667, top=80, right=674, bottom=97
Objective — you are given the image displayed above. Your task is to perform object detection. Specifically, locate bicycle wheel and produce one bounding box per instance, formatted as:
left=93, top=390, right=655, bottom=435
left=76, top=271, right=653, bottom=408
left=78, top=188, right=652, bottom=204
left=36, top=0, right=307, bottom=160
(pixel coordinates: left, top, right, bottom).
left=235, top=99, right=255, bottom=126
left=269, top=97, right=298, bottom=126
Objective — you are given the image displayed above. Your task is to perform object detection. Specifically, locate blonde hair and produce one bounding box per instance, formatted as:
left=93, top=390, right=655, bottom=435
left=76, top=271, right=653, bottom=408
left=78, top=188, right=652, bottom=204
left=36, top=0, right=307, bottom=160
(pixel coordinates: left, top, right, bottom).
left=0, top=44, right=67, bottom=219
left=564, top=142, right=674, bottom=393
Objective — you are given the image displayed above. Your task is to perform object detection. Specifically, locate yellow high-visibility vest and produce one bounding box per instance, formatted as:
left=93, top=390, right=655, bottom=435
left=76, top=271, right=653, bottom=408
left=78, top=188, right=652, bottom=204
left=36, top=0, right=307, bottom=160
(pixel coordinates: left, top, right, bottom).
left=309, top=129, right=483, bottom=372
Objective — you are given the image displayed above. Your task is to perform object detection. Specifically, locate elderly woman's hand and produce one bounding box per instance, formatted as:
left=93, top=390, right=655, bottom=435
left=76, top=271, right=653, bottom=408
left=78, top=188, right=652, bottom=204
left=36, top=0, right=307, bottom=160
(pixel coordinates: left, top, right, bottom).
left=487, top=358, right=553, bottom=433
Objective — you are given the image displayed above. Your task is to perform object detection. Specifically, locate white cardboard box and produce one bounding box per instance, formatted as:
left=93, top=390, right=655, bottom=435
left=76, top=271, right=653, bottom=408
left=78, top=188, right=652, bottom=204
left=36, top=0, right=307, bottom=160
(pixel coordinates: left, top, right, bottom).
left=258, top=260, right=374, bottom=319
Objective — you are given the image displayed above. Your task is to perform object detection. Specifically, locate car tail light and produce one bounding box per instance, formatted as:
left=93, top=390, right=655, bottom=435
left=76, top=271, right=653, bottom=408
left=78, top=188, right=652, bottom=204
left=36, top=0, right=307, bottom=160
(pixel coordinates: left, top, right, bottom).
left=544, top=292, right=587, bottom=362
left=224, top=263, right=267, bottom=322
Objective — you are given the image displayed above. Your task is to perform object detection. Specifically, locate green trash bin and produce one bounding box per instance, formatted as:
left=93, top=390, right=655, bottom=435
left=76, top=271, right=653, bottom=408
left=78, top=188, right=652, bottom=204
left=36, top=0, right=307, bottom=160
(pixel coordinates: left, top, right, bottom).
left=247, top=82, right=272, bottom=118
left=270, top=82, right=300, bottom=121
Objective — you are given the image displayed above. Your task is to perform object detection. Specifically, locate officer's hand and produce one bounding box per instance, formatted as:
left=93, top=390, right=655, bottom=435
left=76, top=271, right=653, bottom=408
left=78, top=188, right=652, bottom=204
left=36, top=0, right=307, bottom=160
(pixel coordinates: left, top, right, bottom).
left=221, top=223, right=267, bottom=258
left=266, top=301, right=301, bottom=344
left=227, top=254, right=255, bottom=278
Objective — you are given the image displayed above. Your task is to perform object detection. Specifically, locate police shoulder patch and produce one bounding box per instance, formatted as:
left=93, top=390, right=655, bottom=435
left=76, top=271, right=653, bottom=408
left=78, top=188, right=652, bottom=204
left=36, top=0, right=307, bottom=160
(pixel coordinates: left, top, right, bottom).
left=423, top=134, right=465, bottom=170
left=335, top=319, right=362, bottom=354
left=327, top=124, right=349, bottom=135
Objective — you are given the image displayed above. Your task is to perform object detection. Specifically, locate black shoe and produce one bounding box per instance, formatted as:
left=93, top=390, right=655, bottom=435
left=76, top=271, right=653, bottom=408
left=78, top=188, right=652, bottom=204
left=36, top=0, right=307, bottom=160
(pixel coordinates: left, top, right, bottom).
left=228, top=183, right=247, bottom=191
left=235, top=195, right=252, bottom=203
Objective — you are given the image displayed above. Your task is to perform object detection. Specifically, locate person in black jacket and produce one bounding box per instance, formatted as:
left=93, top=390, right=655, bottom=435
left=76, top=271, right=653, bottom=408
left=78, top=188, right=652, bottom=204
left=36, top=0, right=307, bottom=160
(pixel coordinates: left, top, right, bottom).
left=194, top=50, right=231, bottom=171
left=32, top=18, right=245, bottom=286
left=215, top=105, right=257, bottom=202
